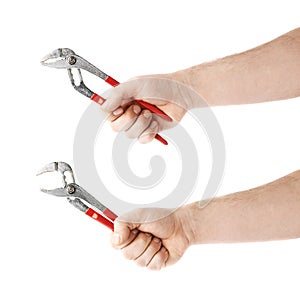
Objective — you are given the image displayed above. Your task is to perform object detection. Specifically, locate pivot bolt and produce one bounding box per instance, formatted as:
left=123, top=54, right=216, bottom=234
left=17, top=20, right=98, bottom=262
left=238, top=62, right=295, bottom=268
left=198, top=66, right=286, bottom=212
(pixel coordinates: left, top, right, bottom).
left=67, top=185, right=75, bottom=194
left=68, top=56, right=77, bottom=65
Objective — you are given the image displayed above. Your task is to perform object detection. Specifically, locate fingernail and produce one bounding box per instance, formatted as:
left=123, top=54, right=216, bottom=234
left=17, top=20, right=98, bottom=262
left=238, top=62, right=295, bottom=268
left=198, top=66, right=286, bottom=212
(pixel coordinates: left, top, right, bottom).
left=133, top=105, right=141, bottom=114
left=145, top=232, right=151, bottom=237
left=113, top=234, right=121, bottom=245
left=132, top=229, right=138, bottom=235
left=153, top=237, right=160, bottom=243
left=143, top=111, right=152, bottom=118
left=150, top=121, right=158, bottom=129
left=113, top=107, right=123, bottom=116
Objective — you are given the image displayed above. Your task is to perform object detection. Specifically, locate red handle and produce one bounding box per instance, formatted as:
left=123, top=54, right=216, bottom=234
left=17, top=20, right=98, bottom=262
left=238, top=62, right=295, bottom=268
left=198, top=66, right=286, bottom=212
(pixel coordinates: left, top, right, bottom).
left=103, top=208, right=118, bottom=221
left=85, top=208, right=115, bottom=231
left=135, top=100, right=172, bottom=122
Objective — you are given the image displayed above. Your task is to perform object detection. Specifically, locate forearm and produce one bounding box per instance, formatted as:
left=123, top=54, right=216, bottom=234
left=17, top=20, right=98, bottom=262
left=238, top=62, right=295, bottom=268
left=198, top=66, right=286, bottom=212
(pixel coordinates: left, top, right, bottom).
left=184, top=170, right=300, bottom=244
left=173, top=28, right=300, bottom=106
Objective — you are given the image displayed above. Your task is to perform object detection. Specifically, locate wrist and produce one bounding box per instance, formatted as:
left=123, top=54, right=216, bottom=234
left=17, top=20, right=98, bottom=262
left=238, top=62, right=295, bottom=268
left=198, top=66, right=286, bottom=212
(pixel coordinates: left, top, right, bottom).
left=171, top=66, right=216, bottom=109
left=177, top=202, right=204, bottom=246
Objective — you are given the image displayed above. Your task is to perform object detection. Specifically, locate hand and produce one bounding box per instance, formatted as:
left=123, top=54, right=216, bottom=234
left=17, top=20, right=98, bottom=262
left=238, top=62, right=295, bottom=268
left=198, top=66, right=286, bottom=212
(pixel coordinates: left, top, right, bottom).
left=111, top=207, right=193, bottom=271
left=100, top=74, right=202, bottom=143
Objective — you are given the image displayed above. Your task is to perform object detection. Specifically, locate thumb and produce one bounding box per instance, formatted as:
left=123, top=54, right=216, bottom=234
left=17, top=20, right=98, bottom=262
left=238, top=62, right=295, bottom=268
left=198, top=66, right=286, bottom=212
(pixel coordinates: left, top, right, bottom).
left=111, top=219, right=138, bottom=248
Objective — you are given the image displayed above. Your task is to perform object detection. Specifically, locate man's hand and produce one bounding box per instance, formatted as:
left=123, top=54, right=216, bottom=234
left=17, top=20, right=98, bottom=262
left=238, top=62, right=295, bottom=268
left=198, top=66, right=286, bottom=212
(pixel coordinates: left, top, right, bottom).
left=100, top=74, right=203, bottom=143
left=110, top=207, right=193, bottom=270
left=99, top=28, right=300, bottom=144
left=110, top=170, right=300, bottom=270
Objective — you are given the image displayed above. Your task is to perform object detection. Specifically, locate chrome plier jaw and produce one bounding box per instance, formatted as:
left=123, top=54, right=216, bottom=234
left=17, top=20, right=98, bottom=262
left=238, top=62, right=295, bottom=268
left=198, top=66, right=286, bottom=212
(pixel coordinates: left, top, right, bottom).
left=41, top=48, right=109, bottom=99
left=40, top=48, right=108, bottom=79
left=37, top=162, right=117, bottom=230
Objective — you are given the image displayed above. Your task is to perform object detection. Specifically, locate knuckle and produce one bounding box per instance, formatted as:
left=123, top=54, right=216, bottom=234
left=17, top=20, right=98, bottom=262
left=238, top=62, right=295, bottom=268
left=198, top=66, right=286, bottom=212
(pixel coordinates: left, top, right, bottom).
left=110, top=114, right=138, bottom=133
left=140, top=232, right=152, bottom=242
left=155, top=252, right=164, bottom=263
left=147, top=252, right=164, bottom=271
left=135, top=233, right=151, bottom=249
left=122, top=115, right=138, bottom=131
left=150, top=239, right=161, bottom=251
left=127, top=108, right=139, bottom=120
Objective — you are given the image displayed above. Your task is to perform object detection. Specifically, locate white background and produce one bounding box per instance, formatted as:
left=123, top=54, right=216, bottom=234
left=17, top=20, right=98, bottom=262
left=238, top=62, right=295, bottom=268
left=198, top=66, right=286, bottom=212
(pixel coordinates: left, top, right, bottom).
left=1, top=0, right=300, bottom=299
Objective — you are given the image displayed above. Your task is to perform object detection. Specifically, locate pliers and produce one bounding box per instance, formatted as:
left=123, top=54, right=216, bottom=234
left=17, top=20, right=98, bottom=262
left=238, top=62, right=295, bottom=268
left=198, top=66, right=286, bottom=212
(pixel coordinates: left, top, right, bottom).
left=41, top=48, right=172, bottom=145
left=37, top=162, right=117, bottom=231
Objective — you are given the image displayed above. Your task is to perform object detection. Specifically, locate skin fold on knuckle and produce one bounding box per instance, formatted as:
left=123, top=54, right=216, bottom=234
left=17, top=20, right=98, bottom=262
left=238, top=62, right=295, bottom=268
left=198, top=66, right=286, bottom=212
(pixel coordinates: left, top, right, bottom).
left=134, top=233, right=153, bottom=258
left=135, top=256, right=149, bottom=267
left=125, top=113, right=152, bottom=139
left=117, top=230, right=139, bottom=251
left=147, top=239, right=162, bottom=256
left=111, top=110, right=138, bottom=132
left=135, top=239, right=162, bottom=267
left=147, top=247, right=168, bottom=271
left=108, top=110, right=123, bottom=122
left=122, top=233, right=151, bottom=260
left=138, top=122, right=158, bottom=143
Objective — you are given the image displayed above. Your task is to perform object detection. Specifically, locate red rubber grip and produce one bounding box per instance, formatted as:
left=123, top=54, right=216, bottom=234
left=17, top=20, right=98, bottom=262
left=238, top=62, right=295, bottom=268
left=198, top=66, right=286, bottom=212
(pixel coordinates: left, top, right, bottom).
left=135, top=100, right=172, bottom=122
left=103, top=208, right=118, bottom=221
left=91, top=93, right=106, bottom=105
left=86, top=208, right=114, bottom=231
left=105, top=76, right=119, bottom=87
left=154, top=134, right=168, bottom=145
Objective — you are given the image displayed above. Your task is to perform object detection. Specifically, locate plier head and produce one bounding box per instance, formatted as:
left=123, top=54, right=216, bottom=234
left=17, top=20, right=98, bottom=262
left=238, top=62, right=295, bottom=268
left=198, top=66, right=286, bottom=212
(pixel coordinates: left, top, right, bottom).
left=36, top=161, right=75, bottom=197
left=41, top=48, right=100, bottom=98
left=40, top=48, right=77, bottom=69
left=37, top=161, right=116, bottom=230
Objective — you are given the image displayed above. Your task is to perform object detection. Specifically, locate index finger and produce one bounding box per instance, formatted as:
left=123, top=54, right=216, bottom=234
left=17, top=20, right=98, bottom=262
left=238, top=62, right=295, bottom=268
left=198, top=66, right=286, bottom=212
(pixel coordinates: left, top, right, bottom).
left=100, top=84, right=136, bottom=113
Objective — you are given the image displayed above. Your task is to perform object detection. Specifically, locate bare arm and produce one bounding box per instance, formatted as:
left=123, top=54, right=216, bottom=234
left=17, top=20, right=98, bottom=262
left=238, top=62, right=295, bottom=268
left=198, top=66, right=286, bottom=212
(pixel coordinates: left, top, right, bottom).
left=112, top=170, right=300, bottom=270
left=174, top=28, right=300, bottom=106
left=103, top=28, right=300, bottom=143
left=186, top=170, right=300, bottom=244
